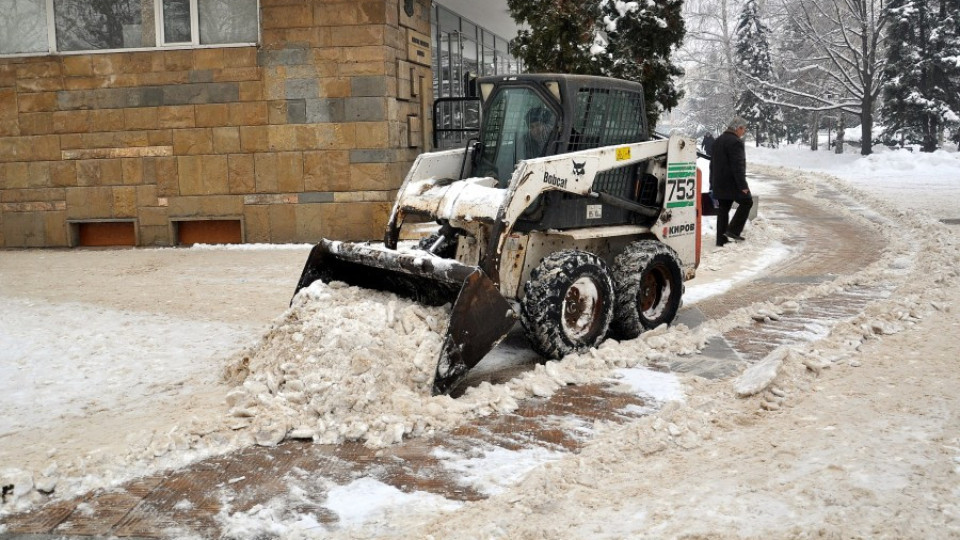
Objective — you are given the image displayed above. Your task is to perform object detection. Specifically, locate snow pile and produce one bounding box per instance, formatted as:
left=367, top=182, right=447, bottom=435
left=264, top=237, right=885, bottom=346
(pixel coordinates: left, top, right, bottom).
left=221, top=282, right=452, bottom=447
left=593, top=159, right=960, bottom=467
left=0, top=263, right=718, bottom=515
left=218, top=279, right=708, bottom=450
left=750, top=144, right=960, bottom=181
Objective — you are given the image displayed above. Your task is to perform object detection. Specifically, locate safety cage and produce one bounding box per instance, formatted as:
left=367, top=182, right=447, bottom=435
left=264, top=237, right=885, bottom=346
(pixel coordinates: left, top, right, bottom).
left=470, top=74, right=656, bottom=231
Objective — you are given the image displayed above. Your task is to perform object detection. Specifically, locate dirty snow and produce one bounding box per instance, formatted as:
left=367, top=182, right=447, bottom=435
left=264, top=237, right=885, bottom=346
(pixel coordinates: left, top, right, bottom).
left=1, top=144, right=959, bottom=538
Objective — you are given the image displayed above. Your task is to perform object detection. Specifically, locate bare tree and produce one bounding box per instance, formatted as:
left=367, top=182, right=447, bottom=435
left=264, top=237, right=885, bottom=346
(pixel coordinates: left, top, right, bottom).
left=675, top=0, right=743, bottom=135
left=748, top=0, right=890, bottom=155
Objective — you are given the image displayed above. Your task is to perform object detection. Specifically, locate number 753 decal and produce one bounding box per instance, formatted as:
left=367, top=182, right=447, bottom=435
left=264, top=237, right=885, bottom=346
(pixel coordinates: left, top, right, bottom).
left=666, top=177, right=696, bottom=201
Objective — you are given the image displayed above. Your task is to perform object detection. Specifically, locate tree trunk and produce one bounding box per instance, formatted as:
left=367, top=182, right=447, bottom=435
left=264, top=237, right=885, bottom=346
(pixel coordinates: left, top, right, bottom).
left=835, top=115, right=844, bottom=154
left=860, top=99, right=873, bottom=156
left=810, top=111, right=819, bottom=151
left=922, top=117, right=939, bottom=152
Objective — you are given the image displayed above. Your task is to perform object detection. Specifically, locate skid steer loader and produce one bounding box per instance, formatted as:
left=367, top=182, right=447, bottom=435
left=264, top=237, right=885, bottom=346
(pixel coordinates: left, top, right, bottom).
left=293, top=74, right=703, bottom=395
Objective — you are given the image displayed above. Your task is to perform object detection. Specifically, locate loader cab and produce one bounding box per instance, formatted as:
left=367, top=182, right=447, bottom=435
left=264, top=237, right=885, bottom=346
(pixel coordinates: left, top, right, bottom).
left=472, top=83, right=562, bottom=187
left=471, top=74, right=657, bottom=230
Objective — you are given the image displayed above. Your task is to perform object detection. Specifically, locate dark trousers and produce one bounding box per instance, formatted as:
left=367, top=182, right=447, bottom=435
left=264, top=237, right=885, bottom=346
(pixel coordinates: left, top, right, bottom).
left=717, top=196, right=753, bottom=241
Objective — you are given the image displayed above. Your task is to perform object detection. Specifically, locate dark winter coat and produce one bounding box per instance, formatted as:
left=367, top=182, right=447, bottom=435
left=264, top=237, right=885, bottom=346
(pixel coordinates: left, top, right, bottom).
left=701, top=133, right=715, bottom=157
left=709, top=130, right=749, bottom=200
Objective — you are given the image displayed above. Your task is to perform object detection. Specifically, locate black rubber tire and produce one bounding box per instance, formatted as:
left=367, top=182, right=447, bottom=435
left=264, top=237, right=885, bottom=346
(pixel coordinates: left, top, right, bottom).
left=416, top=233, right=457, bottom=259
left=520, top=250, right=615, bottom=359
left=611, top=240, right=684, bottom=339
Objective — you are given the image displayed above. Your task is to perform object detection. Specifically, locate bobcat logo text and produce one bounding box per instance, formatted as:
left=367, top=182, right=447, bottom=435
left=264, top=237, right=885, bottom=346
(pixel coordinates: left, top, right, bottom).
left=543, top=171, right=568, bottom=189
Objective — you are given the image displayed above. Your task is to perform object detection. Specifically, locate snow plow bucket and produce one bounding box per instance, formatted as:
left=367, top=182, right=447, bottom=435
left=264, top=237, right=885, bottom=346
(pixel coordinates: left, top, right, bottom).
left=292, top=239, right=517, bottom=395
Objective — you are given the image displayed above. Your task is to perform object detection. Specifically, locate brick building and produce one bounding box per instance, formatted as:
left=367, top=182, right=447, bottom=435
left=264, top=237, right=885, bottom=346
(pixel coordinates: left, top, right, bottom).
left=0, top=0, right=519, bottom=248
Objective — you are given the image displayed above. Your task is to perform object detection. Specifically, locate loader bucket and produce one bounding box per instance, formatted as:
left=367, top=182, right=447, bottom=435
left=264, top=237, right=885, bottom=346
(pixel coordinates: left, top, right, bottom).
left=293, top=239, right=517, bottom=395
left=432, top=269, right=517, bottom=395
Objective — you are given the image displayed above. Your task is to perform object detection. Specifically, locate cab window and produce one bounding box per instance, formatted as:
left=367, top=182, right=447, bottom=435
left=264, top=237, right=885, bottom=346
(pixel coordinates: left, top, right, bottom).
left=474, top=87, right=558, bottom=186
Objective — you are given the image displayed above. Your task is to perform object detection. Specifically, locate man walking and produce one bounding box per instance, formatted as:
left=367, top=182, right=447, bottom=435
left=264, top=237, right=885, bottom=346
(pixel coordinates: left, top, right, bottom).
left=709, top=117, right=752, bottom=246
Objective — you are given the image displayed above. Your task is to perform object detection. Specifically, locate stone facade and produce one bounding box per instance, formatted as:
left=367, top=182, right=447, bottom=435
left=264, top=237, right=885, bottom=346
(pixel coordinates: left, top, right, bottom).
left=0, top=0, right=434, bottom=247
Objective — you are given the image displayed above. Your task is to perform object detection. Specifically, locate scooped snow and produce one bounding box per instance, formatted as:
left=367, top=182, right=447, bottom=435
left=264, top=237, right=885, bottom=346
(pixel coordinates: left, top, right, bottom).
left=733, top=346, right=788, bottom=397
left=217, top=278, right=700, bottom=451
left=221, top=281, right=454, bottom=448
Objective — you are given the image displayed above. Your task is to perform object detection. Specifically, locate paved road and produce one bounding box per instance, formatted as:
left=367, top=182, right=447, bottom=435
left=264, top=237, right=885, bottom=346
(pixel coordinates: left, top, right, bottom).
left=0, top=173, right=889, bottom=539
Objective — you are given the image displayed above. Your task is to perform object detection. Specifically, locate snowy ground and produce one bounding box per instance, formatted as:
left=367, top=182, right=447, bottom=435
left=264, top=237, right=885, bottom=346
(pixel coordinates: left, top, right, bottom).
left=749, top=143, right=960, bottom=221
left=2, top=144, right=960, bottom=537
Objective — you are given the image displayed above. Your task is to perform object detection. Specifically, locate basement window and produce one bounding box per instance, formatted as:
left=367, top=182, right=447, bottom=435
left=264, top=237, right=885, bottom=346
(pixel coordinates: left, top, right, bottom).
left=173, top=218, right=242, bottom=246
left=70, top=220, right=137, bottom=247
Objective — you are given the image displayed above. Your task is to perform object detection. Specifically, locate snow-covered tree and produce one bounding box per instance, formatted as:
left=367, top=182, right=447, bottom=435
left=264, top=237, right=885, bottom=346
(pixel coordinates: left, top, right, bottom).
left=933, top=0, right=960, bottom=147
left=779, top=106, right=810, bottom=145
left=678, top=50, right=738, bottom=136
left=734, top=0, right=784, bottom=146
left=732, top=0, right=889, bottom=155
left=506, top=1, right=599, bottom=74
left=507, top=0, right=686, bottom=129
left=678, top=0, right=851, bottom=150
left=775, top=13, right=845, bottom=150
left=880, top=0, right=957, bottom=151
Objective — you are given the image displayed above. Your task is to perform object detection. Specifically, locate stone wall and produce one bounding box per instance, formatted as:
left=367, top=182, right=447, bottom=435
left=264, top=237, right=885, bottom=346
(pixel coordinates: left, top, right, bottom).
left=0, top=0, right=433, bottom=247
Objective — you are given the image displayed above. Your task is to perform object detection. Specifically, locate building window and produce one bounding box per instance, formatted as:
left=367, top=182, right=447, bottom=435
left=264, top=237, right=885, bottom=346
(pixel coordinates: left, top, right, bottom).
left=161, top=0, right=192, bottom=44
left=160, top=0, right=259, bottom=46
left=0, top=0, right=258, bottom=57
left=198, top=0, right=258, bottom=45
left=0, top=0, right=50, bottom=55
left=54, top=0, right=148, bottom=51
left=431, top=5, right=522, bottom=100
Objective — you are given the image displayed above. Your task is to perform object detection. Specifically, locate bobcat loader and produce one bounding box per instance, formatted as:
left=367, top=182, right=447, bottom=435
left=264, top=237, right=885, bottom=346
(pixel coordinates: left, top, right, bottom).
left=293, top=74, right=703, bottom=395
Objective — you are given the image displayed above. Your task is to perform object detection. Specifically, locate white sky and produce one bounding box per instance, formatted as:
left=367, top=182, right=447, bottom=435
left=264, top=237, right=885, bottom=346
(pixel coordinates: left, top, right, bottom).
left=1, top=143, right=958, bottom=536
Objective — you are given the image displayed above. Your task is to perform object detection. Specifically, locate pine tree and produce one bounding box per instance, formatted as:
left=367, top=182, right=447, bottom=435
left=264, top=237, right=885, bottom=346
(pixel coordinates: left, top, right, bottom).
left=506, top=1, right=600, bottom=74
left=733, top=0, right=783, bottom=146
left=880, top=0, right=916, bottom=146
left=780, top=107, right=808, bottom=145
left=881, top=0, right=956, bottom=151
left=507, top=0, right=686, bottom=130
left=933, top=0, right=960, bottom=146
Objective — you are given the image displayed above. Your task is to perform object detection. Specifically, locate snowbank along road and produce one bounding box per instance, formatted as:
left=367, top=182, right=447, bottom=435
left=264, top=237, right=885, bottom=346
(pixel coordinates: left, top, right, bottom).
left=1, top=164, right=959, bottom=538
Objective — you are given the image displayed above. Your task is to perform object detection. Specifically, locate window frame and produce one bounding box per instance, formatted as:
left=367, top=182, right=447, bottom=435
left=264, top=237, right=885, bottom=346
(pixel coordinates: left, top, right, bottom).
left=0, top=0, right=259, bottom=58
left=477, top=84, right=562, bottom=184
left=157, top=0, right=199, bottom=47
left=430, top=4, right=524, bottom=102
